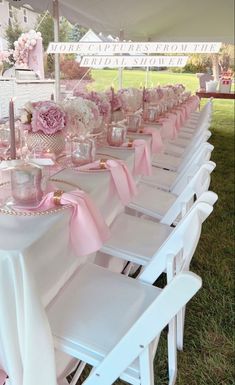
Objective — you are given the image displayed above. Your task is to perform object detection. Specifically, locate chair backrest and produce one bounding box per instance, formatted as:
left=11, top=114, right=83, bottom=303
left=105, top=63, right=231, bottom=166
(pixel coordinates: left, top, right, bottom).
left=83, top=272, right=202, bottom=385
left=161, top=161, right=216, bottom=225
left=139, top=193, right=217, bottom=284
left=197, top=100, right=213, bottom=125
left=178, top=129, right=212, bottom=173
left=172, top=143, right=214, bottom=194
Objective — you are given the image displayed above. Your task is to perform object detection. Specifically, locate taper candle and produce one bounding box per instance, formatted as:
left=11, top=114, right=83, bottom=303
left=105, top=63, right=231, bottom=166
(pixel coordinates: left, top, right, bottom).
left=9, top=99, right=16, bottom=159
left=111, top=86, right=115, bottom=114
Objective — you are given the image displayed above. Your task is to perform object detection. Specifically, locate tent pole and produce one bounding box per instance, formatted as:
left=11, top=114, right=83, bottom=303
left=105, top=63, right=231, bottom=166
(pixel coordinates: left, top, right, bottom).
left=212, top=53, right=220, bottom=81
left=145, top=37, right=151, bottom=88
left=118, top=29, right=124, bottom=89
left=53, top=0, right=60, bottom=102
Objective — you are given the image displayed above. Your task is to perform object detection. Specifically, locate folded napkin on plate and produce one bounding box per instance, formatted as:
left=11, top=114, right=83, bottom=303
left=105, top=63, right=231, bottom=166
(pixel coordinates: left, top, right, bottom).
left=122, top=139, right=152, bottom=176
left=141, top=127, right=164, bottom=154
left=21, top=190, right=110, bottom=257
left=78, top=159, right=137, bottom=205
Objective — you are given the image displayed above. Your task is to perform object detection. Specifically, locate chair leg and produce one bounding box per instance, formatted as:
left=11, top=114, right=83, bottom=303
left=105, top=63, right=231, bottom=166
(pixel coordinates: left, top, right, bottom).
left=69, top=361, right=86, bottom=385
left=139, top=346, right=154, bottom=385
left=168, top=317, right=177, bottom=385
left=176, top=306, right=186, bottom=351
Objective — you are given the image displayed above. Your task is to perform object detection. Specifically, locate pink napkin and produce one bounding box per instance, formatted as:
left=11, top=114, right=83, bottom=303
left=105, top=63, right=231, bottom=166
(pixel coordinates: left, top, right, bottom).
left=78, top=159, right=137, bottom=205
left=122, top=139, right=152, bottom=176
left=0, top=370, right=7, bottom=385
left=141, top=127, right=164, bottom=154
left=21, top=190, right=110, bottom=257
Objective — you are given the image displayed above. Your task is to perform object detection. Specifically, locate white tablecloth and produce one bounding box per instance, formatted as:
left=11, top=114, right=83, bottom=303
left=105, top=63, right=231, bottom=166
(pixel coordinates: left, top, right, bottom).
left=0, top=144, right=142, bottom=385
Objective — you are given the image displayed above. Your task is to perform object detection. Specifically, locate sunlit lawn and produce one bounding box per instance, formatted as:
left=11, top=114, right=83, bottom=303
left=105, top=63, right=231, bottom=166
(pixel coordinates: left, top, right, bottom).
left=77, top=70, right=234, bottom=385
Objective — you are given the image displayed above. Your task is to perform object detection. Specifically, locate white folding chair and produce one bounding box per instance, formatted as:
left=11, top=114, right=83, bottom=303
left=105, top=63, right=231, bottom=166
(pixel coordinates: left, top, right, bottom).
left=47, top=263, right=202, bottom=385
left=127, top=161, right=216, bottom=224
left=99, top=193, right=217, bottom=356
left=164, top=126, right=211, bottom=158
left=152, top=127, right=211, bottom=172
left=181, top=99, right=213, bottom=133
left=141, top=142, right=214, bottom=193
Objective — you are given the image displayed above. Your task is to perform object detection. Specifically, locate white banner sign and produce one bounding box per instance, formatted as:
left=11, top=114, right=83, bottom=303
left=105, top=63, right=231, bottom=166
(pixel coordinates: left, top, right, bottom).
left=47, top=42, right=221, bottom=54
left=80, top=56, right=189, bottom=68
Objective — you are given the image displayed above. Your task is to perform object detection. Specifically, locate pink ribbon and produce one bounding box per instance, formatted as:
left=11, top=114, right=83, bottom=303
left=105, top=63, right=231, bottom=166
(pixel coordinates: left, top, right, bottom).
left=20, top=190, right=110, bottom=257
left=78, top=159, right=137, bottom=205
left=141, top=126, right=164, bottom=154
left=122, top=139, right=152, bottom=176
left=157, top=116, right=177, bottom=140
left=0, top=370, right=7, bottom=385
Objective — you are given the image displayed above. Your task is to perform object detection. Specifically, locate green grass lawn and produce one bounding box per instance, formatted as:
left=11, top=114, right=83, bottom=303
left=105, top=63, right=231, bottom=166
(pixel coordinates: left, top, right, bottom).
left=90, top=69, right=199, bottom=91
left=77, top=71, right=235, bottom=385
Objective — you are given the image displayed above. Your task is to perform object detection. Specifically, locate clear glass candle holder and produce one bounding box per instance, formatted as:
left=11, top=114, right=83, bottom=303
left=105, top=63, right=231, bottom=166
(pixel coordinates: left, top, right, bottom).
left=71, top=137, right=96, bottom=166
left=11, top=163, right=43, bottom=206
left=107, top=124, right=127, bottom=146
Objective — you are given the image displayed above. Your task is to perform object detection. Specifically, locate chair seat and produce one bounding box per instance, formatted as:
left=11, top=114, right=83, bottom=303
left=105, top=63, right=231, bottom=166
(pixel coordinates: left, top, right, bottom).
left=165, top=143, right=185, bottom=157
left=152, top=153, right=182, bottom=171
left=47, top=263, right=161, bottom=384
left=178, top=131, right=193, bottom=140
left=128, top=183, right=177, bottom=219
left=101, top=212, right=173, bottom=263
left=141, top=167, right=177, bottom=191
left=169, top=136, right=191, bottom=148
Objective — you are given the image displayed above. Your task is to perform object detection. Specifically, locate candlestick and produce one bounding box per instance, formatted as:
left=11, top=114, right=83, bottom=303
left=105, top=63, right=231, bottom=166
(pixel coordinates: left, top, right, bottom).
left=9, top=99, right=16, bottom=159
left=111, top=86, right=115, bottom=117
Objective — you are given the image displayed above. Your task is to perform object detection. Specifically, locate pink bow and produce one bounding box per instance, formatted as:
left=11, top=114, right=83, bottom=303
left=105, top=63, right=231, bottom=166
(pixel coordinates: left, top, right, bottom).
left=122, top=139, right=152, bottom=176
left=20, top=190, right=110, bottom=257
left=78, top=159, right=137, bottom=205
left=141, top=126, right=164, bottom=154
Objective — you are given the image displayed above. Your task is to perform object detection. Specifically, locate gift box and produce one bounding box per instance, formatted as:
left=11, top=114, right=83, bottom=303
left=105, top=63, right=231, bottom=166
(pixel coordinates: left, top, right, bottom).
left=219, top=77, right=232, bottom=93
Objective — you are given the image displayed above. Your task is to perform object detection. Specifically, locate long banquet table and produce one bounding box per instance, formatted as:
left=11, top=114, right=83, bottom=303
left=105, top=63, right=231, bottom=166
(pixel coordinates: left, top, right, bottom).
left=0, top=95, right=200, bottom=385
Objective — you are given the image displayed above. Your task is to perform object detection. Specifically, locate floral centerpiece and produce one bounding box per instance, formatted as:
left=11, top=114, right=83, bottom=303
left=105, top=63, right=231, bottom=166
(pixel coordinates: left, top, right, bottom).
left=74, top=91, right=111, bottom=125
left=13, top=30, right=42, bottom=68
left=20, top=101, right=66, bottom=155
left=62, top=97, right=98, bottom=138
left=0, top=50, right=11, bottom=75
left=118, top=88, right=142, bottom=113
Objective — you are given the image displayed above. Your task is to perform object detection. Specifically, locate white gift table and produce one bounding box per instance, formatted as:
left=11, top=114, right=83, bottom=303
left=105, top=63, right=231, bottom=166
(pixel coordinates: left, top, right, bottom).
left=0, top=78, right=55, bottom=119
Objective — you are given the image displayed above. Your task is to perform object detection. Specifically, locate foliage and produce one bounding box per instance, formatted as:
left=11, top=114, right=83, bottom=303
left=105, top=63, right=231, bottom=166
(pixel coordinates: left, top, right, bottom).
left=36, top=12, right=72, bottom=50
left=70, top=23, right=88, bottom=42
left=36, top=12, right=73, bottom=76
left=219, top=44, right=235, bottom=72
left=182, top=54, right=212, bottom=74
left=60, top=59, right=92, bottom=80
left=4, top=15, right=23, bottom=50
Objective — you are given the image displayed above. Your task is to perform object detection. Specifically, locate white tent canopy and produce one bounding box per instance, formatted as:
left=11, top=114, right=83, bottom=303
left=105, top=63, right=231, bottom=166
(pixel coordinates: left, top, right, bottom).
left=9, top=0, right=234, bottom=43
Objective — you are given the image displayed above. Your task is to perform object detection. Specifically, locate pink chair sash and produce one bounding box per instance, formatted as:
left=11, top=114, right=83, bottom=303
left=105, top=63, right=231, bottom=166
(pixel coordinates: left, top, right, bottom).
left=122, top=139, right=152, bottom=176
left=78, top=159, right=137, bottom=205
left=141, top=127, right=164, bottom=154
left=18, top=190, right=110, bottom=257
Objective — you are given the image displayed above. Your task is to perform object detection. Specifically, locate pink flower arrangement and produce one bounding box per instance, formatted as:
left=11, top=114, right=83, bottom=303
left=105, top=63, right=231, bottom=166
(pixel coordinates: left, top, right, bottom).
left=74, top=90, right=111, bottom=119
left=21, top=101, right=66, bottom=135
left=105, top=89, right=122, bottom=111
left=13, top=30, right=42, bottom=68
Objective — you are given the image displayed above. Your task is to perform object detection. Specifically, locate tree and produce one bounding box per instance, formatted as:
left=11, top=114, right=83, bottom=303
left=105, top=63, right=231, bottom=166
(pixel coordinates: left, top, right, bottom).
left=4, top=15, right=23, bottom=50
left=36, top=12, right=73, bottom=76
left=70, top=23, right=88, bottom=42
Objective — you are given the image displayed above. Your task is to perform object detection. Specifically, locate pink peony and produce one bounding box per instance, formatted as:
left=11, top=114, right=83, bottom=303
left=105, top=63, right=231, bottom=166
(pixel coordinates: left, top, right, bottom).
left=31, top=101, right=66, bottom=134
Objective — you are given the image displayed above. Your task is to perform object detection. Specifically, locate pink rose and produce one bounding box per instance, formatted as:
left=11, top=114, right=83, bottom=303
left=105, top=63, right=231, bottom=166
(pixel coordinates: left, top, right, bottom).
left=31, top=101, right=66, bottom=134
